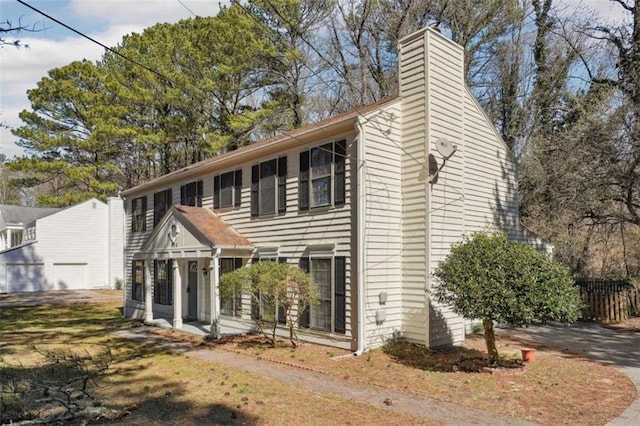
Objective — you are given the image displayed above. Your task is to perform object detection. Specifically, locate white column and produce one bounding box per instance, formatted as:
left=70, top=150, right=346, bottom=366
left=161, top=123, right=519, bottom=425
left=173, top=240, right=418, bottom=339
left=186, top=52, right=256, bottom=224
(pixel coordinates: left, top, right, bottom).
left=6, top=229, right=11, bottom=249
left=172, top=260, right=183, bottom=329
left=210, top=248, right=221, bottom=339
left=144, top=258, right=153, bottom=324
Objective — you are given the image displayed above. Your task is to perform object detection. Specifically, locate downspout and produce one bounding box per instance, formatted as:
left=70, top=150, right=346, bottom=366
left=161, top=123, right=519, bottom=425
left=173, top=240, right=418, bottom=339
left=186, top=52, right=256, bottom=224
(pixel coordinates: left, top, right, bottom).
left=120, top=194, right=127, bottom=318
left=211, top=247, right=222, bottom=339
left=354, top=120, right=367, bottom=356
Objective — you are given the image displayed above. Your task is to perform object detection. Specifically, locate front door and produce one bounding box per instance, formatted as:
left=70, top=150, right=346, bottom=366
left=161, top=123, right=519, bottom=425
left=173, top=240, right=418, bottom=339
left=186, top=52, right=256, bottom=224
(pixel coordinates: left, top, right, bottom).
left=187, top=261, right=198, bottom=319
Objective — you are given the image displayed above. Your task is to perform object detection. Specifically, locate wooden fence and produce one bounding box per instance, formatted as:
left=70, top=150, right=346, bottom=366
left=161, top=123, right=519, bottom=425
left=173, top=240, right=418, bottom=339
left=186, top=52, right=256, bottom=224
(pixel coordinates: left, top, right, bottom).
left=576, top=278, right=640, bottom=323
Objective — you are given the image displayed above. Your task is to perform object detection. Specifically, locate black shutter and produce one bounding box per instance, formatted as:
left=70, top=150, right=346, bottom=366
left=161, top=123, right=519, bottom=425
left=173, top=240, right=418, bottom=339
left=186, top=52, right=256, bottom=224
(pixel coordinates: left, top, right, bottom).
left=130, top=199, right=136, bottom=232
left=197, top=180, right=203, bottom=207
left=334, top=140, right=346, bottom=206
left=276, top=258, right=288, bottom=324
left=251, top=165, right=259, bottom=217
left=153, top=192, right=162, bottom=227
left=278, top=156, right=287, bottom=213
left=299, top=151, right=309, bottom=211
left=153, top=260, right=159, bottom=303
left=168, top=259, right=174, bottom=305
left=299, top=257, right=310, bottom=327
left=180, top=185, right=186, bottom=205
left=234, top=169, right=242, bottom=207
left=213, top=175, right=220, bottom=209
left=334, top=257, right=346, bottom=333
left=141, top=196, right=147, bottom=231
left=251, top=257, right=260, bottom=319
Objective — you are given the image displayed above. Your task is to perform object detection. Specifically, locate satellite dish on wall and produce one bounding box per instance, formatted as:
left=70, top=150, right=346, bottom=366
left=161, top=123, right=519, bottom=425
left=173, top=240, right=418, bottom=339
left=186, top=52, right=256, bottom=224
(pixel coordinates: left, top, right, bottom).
left=428, top=138, right=458, bottom=184
left=436, top=138, right=456, bottom=159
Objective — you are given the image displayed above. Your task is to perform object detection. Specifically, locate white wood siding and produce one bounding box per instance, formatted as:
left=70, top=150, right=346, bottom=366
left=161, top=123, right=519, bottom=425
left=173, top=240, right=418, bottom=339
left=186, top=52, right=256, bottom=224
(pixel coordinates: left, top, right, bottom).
left=0, top=198, right=121, bottom=293
left=399, top=30, right=430, bottom=345
left=462, top=90, right=519, bottom=236
left=361, top=102, right=404, bottom=346
left=124, top=130, right=357, bottom=345
left=424, top=30, right=466, bottom=347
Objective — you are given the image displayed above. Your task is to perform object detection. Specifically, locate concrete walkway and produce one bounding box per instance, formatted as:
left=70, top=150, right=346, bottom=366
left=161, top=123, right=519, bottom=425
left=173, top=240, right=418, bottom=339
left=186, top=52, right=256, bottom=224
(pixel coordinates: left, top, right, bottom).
left=114, top=327, right=535, bottom=426
left=497, top=323, right=640, bottom=425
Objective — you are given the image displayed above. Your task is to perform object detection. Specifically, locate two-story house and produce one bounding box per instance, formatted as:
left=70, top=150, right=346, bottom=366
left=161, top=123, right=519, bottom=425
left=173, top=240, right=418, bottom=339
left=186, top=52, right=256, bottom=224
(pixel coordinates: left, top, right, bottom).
left=122, top=27, right=538, bottom=351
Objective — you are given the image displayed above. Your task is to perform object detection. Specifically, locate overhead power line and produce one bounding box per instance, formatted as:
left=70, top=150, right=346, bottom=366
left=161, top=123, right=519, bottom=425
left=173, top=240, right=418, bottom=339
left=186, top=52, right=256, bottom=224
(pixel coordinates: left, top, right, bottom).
left=16, top=0, right=181, bottom=89
left=177, top=0, right=197, bottom=17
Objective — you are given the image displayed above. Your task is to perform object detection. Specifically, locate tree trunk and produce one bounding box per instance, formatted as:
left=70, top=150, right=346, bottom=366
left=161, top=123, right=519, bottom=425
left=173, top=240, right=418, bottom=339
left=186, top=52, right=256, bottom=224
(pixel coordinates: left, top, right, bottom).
left=482, top=318, right=500, bottom=366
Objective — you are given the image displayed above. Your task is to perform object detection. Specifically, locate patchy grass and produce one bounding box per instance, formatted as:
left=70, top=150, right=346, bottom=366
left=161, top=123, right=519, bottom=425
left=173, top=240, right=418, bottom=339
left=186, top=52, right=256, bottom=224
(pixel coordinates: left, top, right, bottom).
left=0, top=303, right=434, bottom=425
left=195, top=332, right=635, bottom=425
left=1, top=303, right=636, bottom=425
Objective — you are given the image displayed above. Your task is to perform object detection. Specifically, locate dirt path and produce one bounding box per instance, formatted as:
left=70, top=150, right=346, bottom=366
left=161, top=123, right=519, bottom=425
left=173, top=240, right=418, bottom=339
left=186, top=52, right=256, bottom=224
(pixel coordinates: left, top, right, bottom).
left=115, top=327, right=536, bottom=426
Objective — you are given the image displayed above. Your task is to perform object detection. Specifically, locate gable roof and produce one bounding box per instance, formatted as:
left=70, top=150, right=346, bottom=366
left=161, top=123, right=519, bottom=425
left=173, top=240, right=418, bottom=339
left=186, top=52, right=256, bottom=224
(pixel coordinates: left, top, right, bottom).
left=139, top=204, right=253, bottom=256
left=122, top=96, right=399, bottom=198
left=0, top=205, right=61, bottom=226
left=174, top=205, right=252, bottom=247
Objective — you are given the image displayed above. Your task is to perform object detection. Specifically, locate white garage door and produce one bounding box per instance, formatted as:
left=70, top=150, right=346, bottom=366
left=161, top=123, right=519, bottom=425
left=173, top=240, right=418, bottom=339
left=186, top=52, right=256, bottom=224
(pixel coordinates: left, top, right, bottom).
left=53, top=263, right=87, bottom=290
left=7, top=263, right=47, bottom=293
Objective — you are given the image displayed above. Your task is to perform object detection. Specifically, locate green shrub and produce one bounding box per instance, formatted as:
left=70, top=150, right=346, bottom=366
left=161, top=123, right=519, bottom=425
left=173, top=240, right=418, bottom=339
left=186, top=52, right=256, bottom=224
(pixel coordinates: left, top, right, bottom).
left=434, top=232, right=580, bottom=365
left=220, top=262, right=318, bottom=348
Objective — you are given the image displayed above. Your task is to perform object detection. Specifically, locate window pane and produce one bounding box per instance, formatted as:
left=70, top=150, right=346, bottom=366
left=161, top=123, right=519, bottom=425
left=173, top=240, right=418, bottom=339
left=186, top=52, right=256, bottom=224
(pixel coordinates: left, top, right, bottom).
left=220, top=172, right=234, bottom=207
left=311, top=259, right=332, bottom=330
left=133, top=260, right=144, bottom=301
left=311, top=145, right=332, bottom=178
left=312, top=177, right=330, bottom=207
left=260, top=160, right=276, bottom=215
left=220, top=258, right=242, bottom=316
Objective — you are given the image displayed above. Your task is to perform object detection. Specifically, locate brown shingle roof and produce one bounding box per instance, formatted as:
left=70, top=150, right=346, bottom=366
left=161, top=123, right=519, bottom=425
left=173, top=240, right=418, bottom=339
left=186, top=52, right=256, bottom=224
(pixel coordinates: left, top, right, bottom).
left=175, top=205, right=252, bottom=248
left=122, top=96, right=399, bottom=197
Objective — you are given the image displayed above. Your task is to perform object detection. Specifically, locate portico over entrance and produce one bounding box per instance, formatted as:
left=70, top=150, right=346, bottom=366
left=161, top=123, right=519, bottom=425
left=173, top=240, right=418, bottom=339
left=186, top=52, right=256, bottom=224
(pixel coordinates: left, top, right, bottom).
left=134, top=204, right=253, bottom=338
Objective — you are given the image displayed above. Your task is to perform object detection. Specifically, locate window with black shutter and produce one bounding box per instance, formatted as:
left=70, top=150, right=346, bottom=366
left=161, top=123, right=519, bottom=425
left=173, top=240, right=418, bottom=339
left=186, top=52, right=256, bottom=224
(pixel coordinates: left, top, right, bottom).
left=131, top=196, right=147, bottom=232
left=251, top=158, right=287, bottom=217
left=299, top=256, right=346, bottom=333
left=299, top=257, right=310, bottom=327
left=220, top=257, right=244, bottom=316
left=180, top=180, right=203, bottom=207
left=214, top=170, right=242, bottom=209
left=299, top=140, right=346, bottom=211
left=153, top=259, right=173, bottom=305
left=132, top=260, right=145, bottom=301
left=153, top=188, right=172, bottom=227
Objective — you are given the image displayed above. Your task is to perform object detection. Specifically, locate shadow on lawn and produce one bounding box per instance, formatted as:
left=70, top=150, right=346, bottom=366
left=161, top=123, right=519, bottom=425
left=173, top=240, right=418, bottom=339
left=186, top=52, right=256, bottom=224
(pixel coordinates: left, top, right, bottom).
left=1, top=304, right=261, bottom=425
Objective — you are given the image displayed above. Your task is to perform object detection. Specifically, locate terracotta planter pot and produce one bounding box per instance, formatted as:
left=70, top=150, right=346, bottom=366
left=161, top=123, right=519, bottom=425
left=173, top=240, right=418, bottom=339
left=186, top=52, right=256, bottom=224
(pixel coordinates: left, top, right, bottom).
left=521, top=347, right=537, bottom=363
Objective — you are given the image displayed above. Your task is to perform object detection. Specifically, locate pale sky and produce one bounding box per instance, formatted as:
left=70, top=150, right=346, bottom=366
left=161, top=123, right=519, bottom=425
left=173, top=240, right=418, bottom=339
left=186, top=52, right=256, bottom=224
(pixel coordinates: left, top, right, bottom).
left=0, top=0, right=630, bottom=159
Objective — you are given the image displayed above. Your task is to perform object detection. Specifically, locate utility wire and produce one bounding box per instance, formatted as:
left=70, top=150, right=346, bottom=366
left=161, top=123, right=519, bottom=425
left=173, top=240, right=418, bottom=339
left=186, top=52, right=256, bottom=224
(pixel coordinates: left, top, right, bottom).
left=17, top=0, right=182, bottom=89
left=177, top=0, right=197, bottom=17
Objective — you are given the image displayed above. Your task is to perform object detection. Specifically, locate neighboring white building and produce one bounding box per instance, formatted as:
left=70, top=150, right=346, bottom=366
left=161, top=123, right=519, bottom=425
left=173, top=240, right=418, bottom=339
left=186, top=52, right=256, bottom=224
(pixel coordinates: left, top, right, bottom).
left=0, top=198, right=124, bottom=293
left=121, top=27, right=541, bottom=351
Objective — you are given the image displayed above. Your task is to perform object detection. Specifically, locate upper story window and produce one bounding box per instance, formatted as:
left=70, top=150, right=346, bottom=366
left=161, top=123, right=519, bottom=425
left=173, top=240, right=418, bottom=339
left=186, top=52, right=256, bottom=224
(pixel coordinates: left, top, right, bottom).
left=251, top=157, right=287, bottom=217
left=299, top=140, right=346, bottom=211
left=153, top=188, right=172, bottom=227
left=131, top=196, right=147, bottom=232
left=180, top=180, right=203, bottom=207
left=214, top=170, right=242, bottom=209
